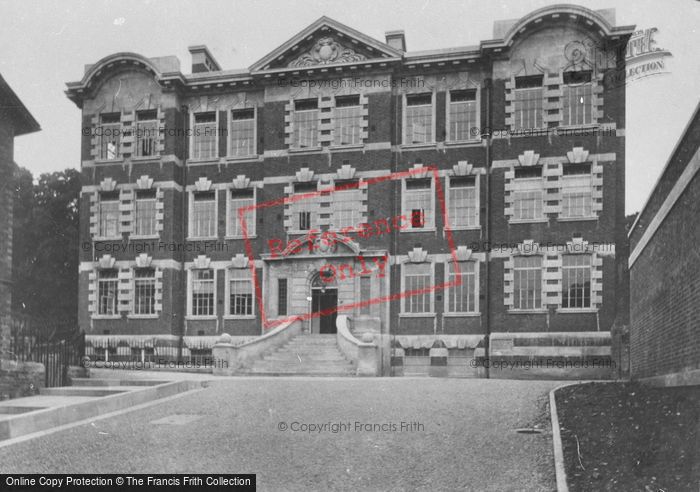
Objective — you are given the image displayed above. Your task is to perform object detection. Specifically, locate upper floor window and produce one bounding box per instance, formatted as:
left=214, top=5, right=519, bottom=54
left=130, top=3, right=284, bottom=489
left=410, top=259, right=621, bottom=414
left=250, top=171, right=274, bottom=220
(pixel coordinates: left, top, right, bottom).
left=513, top=256, right=542, bottom=310
left=98, top=191, right=120, bottom=238
left=448, top=90, right=477, bottom=141
left=446, top=261, right=477, bottom=314
left=133, top=268, right=156, bottom=316
left=561, top=254, right=591, bottom=309
left=228, top=269, right=253, bottom=317
left=97, top=269, right=118, bottom=315
left=562, top=71, right=593, bottom=126
left=291, top=181, right=317, bottom=231
left=513, top=75, right=543, bottom=130
left=404, top=93, right=433, bottom=144
left=190, top=190, right=217, bottom=238
left=230, top=108, right=256, bottom=157
left=192, top=112, right=217, bottom=159
left=511, top=167, right=543, bottom=221
left=561, top=164, right=593, bottom=219
left=134, top=189, right=157, bottom=237
left=334, top=95, right=362, bottom=146
left=190, top=269, right=215, bottom=317
left=402, top=262, right=432, bottom=313
left=228, top=188, right=256, bottom=237
left=99, top=113, right=121, bottom=160
left=403, top=178, right=434, bottom=230
left=331, top=179, right=360, bottom=230
left=293, top=99, right=319, bottom=149
left=447, top=176, right=478, bottom=229
left=135, top=110, right=158, bottom=157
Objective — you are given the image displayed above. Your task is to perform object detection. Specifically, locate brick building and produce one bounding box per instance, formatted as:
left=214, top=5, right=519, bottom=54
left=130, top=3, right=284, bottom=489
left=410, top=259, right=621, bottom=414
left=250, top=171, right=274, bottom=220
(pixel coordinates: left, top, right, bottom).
left=66, top=5, right=633, bottom=376
left=628, top=102, right=700, bottom=387
left=0, top=74, right=41, bottom=353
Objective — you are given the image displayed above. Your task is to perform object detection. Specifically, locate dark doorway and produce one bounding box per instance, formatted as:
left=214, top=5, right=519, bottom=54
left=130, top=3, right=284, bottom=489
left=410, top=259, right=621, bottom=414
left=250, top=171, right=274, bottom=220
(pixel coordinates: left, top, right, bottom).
left=312, top=288, right=338, bottom=334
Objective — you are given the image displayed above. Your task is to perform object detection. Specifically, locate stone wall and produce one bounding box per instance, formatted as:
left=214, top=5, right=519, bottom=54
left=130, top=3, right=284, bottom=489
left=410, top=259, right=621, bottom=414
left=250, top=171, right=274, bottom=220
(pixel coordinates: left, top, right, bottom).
left=0, top=360, right=44, bottom=400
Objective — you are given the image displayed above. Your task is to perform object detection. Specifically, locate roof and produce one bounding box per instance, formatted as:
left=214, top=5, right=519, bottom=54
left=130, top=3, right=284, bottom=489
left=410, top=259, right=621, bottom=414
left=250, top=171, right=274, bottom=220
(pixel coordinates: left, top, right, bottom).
left=0, top=73, right=40, bottom=136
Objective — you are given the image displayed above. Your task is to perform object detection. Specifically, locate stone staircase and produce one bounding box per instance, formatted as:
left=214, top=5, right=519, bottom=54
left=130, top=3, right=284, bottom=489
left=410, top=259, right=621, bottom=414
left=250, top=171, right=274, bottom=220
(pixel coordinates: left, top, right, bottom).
left=243, top=334, right=355, bottom=376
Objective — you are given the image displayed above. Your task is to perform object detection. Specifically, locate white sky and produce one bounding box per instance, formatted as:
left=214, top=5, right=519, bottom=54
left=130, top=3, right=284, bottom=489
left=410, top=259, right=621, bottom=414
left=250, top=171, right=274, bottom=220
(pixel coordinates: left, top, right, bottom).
left=1, top=0, right=698, bottom=214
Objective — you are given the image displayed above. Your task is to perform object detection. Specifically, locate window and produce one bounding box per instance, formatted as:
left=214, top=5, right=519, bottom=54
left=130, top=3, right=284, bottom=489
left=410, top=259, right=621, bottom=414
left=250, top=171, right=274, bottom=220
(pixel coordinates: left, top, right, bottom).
left=562, top=255, right=591, bottom=309
left=561, top=164, right=593, bottom=218
left=512, top=167, right=543, bottom=221
left=228, top=188, right=255, bottom=237
left=513, top=75, right=543, bottom=130
left=331, top=180, right=360, bottom=230
left=448, top=176, right=477, bottom=228
left=98, top=113, right=121, bottom=160
left=402, top=263, right=432, bottom=313
left=191, top=269, right=215, bottom=316
left=229, top=269, right=253, bottom=316
left=191, top=191, right=217, bottom=238
left=447, top=261, right=476, bottom=313
left=293, top=99, right=318, bottom=148
left=513, top=256, right=542, bottom=310
left=134, top=189, right=157, bottom=236
left=404, top=93, right=433, bottom=144
left=133, top=268, right=156, bottom=315
left=403, top=178, right=433, bottom=230
left=291, top=182, right=317, bottom=231
left=334, top=95, right=362, bottom=145
left=562, top=71, right=593, bottom=126
left=97, top=269, right=118, bottom=315
left=448, top=90, right=477, bottom=141
left=360, top=276, right=371, bottom=315
left=135, top=110, right=158, bottom=157
left=192, top=112, right=217, bottom=159
left=99, top=191, right=120, bottom=237
left=230, top=108, right=255, bottom=157
left=277, top=278, right=288, bottom=316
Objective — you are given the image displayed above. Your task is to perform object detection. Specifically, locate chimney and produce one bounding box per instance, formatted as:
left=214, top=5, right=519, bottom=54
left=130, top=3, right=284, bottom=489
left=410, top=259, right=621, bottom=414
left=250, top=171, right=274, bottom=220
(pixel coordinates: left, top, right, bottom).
left=385, top=30, right=406, bottom=52
left=188, top=45, right=221, bottom=74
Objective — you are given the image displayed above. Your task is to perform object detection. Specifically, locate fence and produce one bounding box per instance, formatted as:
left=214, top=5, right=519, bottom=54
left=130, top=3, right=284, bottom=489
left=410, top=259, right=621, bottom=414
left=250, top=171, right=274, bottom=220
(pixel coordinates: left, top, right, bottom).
left=6, top=314, right=84, bottom=387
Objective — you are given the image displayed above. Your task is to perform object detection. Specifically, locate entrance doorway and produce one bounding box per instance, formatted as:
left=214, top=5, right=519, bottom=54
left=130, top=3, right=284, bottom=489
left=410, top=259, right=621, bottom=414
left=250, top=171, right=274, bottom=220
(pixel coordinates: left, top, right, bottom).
left=311, top=288, right=338, bottom=334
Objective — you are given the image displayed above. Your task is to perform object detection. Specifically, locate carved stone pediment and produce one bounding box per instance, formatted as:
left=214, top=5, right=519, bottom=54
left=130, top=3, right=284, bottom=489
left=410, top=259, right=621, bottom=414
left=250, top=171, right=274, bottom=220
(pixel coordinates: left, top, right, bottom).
left=289, top=37, right=367, bottom=68
left=518, top=151, right=540, bottom=167
left=136, top=175, right=154, bottom=190
left=407, top=247, right=429, bottom=263
left=517, top=240, right=540, bottom=256
left=98, top=254, right=116, bottom=269
left=193, top=255, right=211, bottom=269
left=135, top=253, right=152, bottom=268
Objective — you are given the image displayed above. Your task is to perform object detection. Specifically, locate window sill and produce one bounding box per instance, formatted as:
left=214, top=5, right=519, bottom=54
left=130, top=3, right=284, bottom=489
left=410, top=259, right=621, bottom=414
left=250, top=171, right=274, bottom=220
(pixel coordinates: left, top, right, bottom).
left=399, top=313, right=436, bottom=318
left=442, top=312, right=481, bottom=318
left=186, top=236, right=219, bottom=241
left=329, top=144, right=364, bottom=151
left=445, top=225, right=481, bottom=231
left=131, top=155, right=161, bottom=162
left=223, top=315, right=256, bottom=320
left=556, top=123, right=599, bottom=131
left=507, top=309, right=548, bottom=315
left=225, top=155, right=259, bottom=162
left=556, top=308, right=598, bottom=314
left=91, top=315, right=122, bottom=320
left=127, top=314, right=159, bottom=319
left=288, top=147, right=322, bottom=154
left=443, top=139, right=481, bottom=146
left=557, top=216, right=598, bottom=222
left=94, top=158, right=124, bottom=164
left=185, top=316, right=217, bottom=321
left=400, top=227, right=437, bottom=233
left=400, top=143, right=436, bottom=149
left=508, top=219, right=548, bottom=225
left=225, top=235, right=257, bottom=240
left=187, top=157, right=220, bottom=164
left=130, top=234, right=160, bottom=240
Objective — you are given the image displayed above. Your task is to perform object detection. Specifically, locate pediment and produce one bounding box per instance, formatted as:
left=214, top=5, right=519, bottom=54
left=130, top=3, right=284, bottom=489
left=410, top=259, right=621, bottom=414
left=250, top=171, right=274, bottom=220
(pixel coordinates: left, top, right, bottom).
left=250, top=17, right=401, bottom=72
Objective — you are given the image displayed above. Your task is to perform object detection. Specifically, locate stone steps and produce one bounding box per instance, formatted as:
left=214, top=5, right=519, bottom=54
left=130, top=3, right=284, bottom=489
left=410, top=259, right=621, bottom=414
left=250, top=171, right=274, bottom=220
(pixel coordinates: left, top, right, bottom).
left=243, top=334, right=355, bottom=376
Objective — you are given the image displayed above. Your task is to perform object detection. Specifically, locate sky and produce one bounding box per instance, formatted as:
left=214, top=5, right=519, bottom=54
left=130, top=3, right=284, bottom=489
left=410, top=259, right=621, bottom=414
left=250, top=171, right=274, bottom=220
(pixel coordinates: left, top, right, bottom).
left=1, top=0, right=698, bottom=215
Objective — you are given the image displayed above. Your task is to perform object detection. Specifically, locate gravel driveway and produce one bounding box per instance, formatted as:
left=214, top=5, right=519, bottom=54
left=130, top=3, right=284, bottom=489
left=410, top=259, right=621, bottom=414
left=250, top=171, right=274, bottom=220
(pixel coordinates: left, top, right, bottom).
left=0, top=378, right=561, bottom=491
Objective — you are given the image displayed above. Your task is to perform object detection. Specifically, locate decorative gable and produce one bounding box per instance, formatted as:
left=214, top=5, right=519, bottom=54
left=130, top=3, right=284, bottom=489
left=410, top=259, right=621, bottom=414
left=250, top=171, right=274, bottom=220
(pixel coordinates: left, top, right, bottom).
left=249, top=17, right=401, bottom=72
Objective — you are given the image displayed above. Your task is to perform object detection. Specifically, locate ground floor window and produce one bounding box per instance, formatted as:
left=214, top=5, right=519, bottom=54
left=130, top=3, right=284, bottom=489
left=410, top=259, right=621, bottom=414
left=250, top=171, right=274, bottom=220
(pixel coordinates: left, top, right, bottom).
left=446, top=261, right=477, bottom=313
left=191, top=269, right=215, bottom=316
left=402, top=263, right=432, bottom=313
left=562, top=254, right=591, bottom=309
left=97, top=269, right=118, bottom=315
left=229, top=269, right=253, bottom=316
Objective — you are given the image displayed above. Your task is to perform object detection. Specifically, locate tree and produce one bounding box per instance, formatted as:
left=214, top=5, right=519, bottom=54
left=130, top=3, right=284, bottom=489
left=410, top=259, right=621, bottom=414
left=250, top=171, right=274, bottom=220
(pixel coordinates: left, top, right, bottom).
left=12, top=168, right=80, bottom=333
